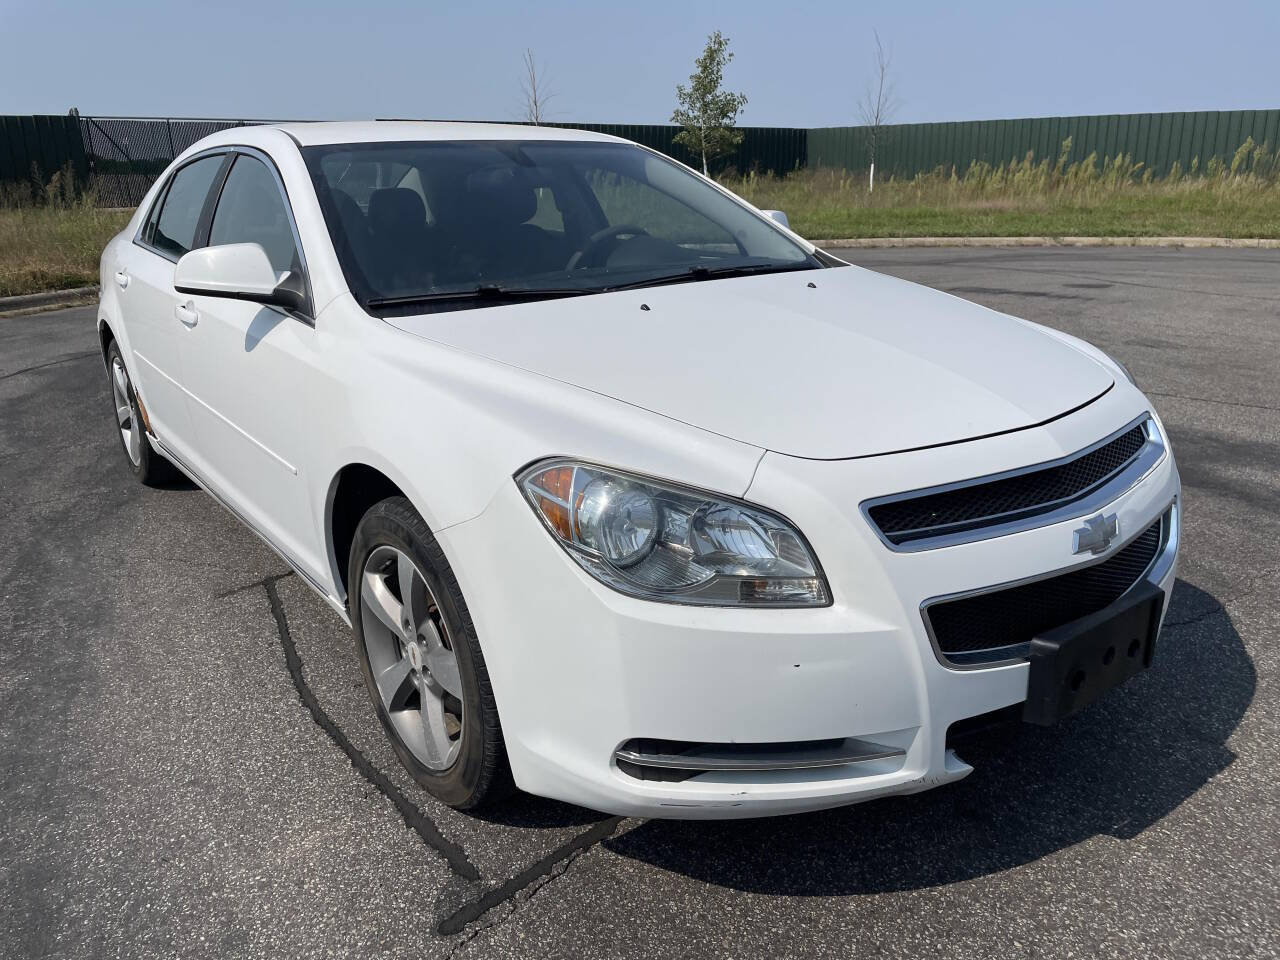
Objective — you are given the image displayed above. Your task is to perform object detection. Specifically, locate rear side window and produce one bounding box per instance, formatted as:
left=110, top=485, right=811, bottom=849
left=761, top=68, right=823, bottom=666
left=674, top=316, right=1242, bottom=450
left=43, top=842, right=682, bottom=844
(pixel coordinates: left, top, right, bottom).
left=208, top=155, right=301, bottom=275
left=149, top=155, right=223, bottom=259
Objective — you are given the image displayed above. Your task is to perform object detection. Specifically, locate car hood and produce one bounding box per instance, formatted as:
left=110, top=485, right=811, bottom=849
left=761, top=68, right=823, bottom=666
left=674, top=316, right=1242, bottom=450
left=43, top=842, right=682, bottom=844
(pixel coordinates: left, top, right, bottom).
left=385, top=265, right=1114, bottom=460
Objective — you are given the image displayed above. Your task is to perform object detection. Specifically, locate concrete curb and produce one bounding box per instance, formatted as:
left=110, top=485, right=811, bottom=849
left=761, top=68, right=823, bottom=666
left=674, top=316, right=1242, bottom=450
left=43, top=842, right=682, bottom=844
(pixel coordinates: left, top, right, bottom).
left=0, top=285, right=99, bottom=313
left=818, top=236, right=1280, bottom=249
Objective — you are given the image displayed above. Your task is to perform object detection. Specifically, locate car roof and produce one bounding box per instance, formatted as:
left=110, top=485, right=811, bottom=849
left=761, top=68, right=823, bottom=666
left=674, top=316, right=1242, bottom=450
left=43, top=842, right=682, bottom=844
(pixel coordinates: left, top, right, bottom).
left=267, top=120, right=627, bottom=147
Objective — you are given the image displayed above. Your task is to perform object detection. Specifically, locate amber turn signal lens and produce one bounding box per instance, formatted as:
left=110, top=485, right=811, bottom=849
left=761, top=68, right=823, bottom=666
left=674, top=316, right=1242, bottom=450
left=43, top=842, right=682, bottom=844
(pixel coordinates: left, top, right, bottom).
left=527, top=466, right=575, bottom=540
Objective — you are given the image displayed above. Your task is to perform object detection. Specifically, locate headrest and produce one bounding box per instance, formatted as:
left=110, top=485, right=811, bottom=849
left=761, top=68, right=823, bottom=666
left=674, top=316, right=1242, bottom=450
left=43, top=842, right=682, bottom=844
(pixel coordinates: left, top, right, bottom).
left=463, top=167, right=537, bottom=225
left=368, top=188, right=427, bottom=235
left=332, top=189, right=367, bottom=232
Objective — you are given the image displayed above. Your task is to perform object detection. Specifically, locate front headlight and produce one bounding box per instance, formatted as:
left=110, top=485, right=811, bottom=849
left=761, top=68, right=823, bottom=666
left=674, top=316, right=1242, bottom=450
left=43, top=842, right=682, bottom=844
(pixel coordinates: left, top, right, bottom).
left=518, top=460, right=830, bottom=607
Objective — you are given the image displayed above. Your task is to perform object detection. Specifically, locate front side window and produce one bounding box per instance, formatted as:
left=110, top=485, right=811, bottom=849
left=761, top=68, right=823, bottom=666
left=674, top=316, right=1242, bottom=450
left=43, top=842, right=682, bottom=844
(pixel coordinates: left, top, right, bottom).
left=303, top=140, right=821, bottom=313
left=148, top=154, right=223, bottom=259
left=209, top=154, right=302, bottom=275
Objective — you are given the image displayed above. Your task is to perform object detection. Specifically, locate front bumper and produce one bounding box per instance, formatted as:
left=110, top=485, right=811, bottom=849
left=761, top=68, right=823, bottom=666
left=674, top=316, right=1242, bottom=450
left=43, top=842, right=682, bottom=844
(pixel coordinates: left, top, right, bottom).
left=437, top=387, right=1180, bottom=818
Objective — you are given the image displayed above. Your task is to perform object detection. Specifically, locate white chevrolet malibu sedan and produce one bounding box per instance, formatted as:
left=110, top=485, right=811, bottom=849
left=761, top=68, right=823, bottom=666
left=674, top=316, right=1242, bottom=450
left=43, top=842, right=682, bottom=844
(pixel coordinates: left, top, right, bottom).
left=98, top=121, right=1179, bottom=817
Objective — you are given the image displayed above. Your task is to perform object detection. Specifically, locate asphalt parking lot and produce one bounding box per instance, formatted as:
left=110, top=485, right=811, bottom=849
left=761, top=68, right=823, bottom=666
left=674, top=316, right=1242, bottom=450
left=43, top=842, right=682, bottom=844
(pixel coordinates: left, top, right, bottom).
left=2, top=246, right=1278, bottom=959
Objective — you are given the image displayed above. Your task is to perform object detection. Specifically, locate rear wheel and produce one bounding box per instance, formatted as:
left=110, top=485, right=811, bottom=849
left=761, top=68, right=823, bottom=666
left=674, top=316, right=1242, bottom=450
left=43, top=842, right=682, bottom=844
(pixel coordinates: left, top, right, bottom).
left=348, top=496, right=510, bottom=809
left=105, top=340, right=178, bottom=486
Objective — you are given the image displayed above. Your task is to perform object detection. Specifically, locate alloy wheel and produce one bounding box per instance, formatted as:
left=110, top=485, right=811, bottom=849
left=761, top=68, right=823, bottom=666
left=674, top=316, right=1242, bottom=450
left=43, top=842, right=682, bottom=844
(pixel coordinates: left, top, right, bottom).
left=359, top=544, right=464, bottom=770
left=110, top=356, right=142, bottom=466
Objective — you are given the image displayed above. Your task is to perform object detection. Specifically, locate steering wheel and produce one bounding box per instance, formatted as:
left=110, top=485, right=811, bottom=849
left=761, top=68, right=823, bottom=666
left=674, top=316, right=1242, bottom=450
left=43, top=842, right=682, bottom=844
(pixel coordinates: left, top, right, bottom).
left=566, top=224, right=649, bottom=271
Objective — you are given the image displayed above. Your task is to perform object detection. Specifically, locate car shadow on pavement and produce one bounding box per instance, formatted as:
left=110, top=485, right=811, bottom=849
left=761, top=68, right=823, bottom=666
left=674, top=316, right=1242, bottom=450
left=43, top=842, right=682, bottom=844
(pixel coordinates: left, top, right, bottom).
left=602, top=579, right=1254, bottom=895
left=468, top=793, right=613, bottom=830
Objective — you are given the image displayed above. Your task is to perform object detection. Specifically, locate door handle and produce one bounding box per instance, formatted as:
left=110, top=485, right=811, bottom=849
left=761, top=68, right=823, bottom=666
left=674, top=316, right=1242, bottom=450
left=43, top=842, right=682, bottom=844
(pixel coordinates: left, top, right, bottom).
left=174, top=301, right=199, bottom=328
left=114, top=270, right=129, bottom=289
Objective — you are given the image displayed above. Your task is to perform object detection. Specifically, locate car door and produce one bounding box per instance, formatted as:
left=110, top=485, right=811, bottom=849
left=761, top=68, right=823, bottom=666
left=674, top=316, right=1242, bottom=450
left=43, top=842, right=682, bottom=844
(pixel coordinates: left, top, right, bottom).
left=118, top=152, right=227, bottom=461
left=175, top=149, right=327, bottom=582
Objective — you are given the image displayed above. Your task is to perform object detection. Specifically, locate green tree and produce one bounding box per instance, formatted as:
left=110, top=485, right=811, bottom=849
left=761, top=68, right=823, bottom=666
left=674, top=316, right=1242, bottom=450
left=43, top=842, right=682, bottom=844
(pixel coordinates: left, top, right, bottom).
left=671, top=31, right=748, bottom=176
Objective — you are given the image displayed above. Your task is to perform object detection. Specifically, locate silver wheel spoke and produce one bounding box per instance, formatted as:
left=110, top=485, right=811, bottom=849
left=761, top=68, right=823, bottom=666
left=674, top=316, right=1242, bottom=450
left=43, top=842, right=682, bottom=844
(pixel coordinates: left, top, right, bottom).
left=377, top=657, right=416, bottom=711
left=397, top=553, right=421, bottom=635
left=418, top=689, right=453, bottom=766
left=421, top=620, right=463, bottom=699
left=425, top=647, right=462, bottom=700
left=359, top=543, right=463, bottom=772
left=361, top=569, right=403, bottom=636
left=110, top=359, right=141, bottom=466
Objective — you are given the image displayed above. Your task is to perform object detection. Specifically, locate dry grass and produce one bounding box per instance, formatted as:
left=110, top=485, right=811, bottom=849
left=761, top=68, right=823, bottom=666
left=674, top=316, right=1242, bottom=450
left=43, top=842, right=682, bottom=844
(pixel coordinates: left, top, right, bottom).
left=8, top=139, right=1280, bottom=297
left=1, top=167, right=130, bottom=297
left=0, top=204, right=130, bottom=297
left=724, top=138, right=1280, bottom=240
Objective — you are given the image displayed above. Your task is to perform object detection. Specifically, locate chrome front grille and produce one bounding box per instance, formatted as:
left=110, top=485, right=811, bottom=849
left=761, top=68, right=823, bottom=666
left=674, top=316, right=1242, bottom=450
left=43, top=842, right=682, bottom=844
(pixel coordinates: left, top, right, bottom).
left=862, top=415, right=1163, bottom=551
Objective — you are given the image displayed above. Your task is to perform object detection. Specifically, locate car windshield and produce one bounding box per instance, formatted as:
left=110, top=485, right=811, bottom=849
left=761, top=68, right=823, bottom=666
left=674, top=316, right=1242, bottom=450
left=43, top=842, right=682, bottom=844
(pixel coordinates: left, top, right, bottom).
left=302, top=139, right=822, bottom=313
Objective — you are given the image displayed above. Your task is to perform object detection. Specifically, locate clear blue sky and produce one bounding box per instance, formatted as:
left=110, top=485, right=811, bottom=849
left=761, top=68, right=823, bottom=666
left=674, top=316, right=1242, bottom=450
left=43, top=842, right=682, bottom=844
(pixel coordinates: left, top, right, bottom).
left=3, top=0, right=1278, bottom=126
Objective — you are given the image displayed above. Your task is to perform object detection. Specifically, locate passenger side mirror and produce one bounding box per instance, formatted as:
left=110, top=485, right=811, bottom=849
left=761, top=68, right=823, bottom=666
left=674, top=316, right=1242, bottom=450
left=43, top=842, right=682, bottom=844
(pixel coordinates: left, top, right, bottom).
left=174, top=243, right=306, bottom=314
left=762, top=209, right=790, bottom=228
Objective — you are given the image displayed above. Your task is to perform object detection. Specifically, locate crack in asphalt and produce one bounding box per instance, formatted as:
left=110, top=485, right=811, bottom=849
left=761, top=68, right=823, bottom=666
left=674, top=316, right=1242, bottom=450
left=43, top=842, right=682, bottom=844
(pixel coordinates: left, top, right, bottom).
left=1163, top=604, right=1227, bottom=630
left=0, top=350, right=97, bottom=382
left=261, top=572, right=481, bottom=882
left=437, top=814, right=625, bottom=936
left=914, top=254, right=1280, bottom=304
left=1146, top=390, right=1280, bottom=413
left=440, top=834, right=605, bottom=959
left=1163, top=562, right=1280, bottom=629
left=258, top=570, right=627, bottom=937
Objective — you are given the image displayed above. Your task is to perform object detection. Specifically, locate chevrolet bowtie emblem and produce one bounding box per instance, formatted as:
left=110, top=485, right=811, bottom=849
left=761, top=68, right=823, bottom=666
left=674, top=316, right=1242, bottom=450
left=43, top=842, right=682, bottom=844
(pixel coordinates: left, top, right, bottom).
left=1073, top=513, right=1119, bottom=556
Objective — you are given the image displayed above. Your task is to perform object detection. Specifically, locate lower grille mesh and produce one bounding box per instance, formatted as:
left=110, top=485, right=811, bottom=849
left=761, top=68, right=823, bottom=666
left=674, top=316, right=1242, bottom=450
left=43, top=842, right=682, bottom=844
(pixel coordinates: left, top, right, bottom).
left=926, top=515, right=1164, bottom=659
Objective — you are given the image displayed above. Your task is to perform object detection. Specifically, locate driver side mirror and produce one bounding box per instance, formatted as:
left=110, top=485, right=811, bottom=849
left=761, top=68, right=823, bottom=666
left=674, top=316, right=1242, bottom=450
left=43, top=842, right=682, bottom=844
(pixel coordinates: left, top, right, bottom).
left=762, top=209, right=790, bottom=228
left=174, top=243, right=307, bottom=314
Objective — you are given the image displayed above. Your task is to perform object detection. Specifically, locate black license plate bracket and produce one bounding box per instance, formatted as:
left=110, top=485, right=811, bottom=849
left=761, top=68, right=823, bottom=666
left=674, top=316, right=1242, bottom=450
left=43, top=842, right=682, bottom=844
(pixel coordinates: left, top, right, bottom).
left=1022, top=580, right=1165, bottom=726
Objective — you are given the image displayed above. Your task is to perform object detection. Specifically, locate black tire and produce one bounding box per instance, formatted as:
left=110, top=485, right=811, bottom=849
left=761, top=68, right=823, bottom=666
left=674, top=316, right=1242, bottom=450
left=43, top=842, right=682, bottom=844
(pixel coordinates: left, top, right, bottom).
left=348, top=496, right=511, bottom=809
left=105, top=340, right=179, bottom=487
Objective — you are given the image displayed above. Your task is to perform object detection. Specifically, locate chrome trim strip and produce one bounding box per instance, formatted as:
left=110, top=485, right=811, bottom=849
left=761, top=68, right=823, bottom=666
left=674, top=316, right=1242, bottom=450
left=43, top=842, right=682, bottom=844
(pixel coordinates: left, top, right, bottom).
left=862, top=414, right=1165, bottom=553
left=1146, top=495, right=1180, bottom=587
left=921, top=498, right=1178, bottom=670
left=153, top=437, right=351, bottom=625
left=615, top=737, right=905, bottom=773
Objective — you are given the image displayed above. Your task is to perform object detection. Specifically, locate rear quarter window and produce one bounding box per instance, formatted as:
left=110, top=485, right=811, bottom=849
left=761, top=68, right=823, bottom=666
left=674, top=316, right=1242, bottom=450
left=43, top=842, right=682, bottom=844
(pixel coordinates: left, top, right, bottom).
left=148, top=154, right=223, bottom=259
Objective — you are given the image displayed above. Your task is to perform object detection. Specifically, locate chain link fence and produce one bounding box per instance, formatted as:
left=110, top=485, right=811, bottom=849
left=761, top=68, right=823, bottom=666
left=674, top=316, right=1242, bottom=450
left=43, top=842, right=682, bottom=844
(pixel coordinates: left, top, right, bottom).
left=78, top=117, right=274, bottom=207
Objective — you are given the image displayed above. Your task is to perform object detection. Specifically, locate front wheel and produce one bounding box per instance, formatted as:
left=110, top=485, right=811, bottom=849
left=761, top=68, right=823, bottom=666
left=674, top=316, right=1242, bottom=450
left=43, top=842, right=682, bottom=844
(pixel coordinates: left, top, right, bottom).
left=105, top=340, right=178, bottom=486
left=348, top=496, right=511, bottom=809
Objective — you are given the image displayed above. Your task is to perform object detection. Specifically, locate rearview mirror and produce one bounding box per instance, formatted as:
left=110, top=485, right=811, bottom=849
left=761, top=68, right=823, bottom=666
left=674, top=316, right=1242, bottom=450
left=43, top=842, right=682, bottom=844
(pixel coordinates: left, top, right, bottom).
left=174, top=243, right=306, bottom=314
left=762, top=209, right=790, bottom=228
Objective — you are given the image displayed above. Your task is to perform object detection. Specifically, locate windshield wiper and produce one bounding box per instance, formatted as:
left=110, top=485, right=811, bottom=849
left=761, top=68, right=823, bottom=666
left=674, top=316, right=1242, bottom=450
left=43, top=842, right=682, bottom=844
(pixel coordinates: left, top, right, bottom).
left=366, top=263, right=816, bottom=309
left=603, top=261, right=815, bottom=292
left=366, top=285, right=592, bottom=309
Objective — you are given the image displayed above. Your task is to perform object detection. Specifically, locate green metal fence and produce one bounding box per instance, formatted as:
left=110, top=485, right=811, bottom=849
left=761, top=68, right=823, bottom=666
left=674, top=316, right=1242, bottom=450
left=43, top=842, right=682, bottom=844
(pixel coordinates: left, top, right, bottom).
left=1, top=116, right=807, bottom=206
left=554, top=122, right=807, bottom=175
left=5, top=110, right=1280, bottom=206
left=810, top=110, right=1280, bottom=178
left=0, top=115, right=87, bottom=193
